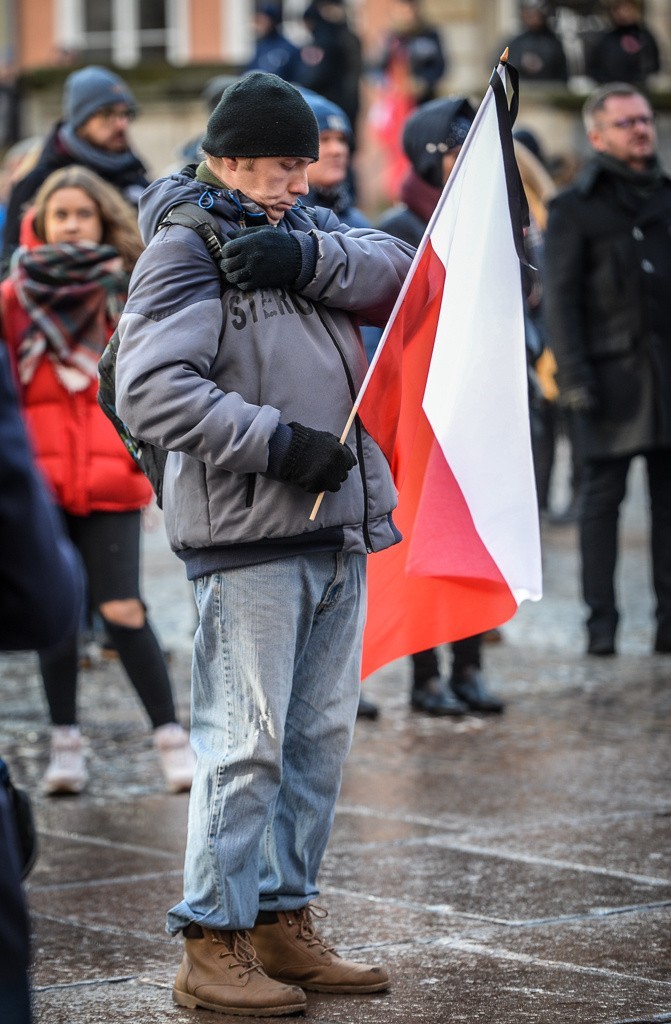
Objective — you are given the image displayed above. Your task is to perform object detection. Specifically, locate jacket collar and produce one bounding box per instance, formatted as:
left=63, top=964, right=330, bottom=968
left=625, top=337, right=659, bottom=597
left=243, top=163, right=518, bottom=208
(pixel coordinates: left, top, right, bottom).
left=574, top=156, right=671, bottom=197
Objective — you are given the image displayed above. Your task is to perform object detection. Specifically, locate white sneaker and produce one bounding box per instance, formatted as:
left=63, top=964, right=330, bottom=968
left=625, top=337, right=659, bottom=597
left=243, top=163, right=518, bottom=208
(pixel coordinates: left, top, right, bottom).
left=154, top=723, right=195, bottom=793
left=43, top=725, right=88, bottom=795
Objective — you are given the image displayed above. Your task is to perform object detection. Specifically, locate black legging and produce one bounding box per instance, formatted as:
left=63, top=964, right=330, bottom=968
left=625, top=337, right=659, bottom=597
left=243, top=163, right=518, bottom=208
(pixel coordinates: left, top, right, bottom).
left=39, top=510, right=176, bottom=728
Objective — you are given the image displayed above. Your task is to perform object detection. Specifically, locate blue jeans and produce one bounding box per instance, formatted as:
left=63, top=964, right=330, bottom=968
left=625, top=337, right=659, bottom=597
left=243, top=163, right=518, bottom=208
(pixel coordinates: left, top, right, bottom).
left=167, top=551, right=366, bottom=935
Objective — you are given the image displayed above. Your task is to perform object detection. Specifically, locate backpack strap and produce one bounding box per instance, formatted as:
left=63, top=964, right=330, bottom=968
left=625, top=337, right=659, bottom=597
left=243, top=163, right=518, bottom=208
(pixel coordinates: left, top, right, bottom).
left=156, top=201, right=225, bottom=259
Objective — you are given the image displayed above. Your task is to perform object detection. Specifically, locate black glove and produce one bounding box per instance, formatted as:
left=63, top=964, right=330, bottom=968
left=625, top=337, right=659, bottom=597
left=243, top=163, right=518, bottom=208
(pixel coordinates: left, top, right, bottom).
left=219, top=226, right=302, bottom=291
left=559, top=383, right=600, bottom=415
left=278, top=422, right=357, bottom=494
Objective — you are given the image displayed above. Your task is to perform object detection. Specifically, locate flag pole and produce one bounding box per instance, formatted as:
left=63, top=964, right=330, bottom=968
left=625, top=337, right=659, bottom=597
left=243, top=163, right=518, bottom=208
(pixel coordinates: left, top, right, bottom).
left=309, top=54, right=511, bottom=523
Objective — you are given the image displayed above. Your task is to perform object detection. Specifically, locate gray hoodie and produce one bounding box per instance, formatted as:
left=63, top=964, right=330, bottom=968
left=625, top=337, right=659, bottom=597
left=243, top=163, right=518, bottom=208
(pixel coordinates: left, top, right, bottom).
left=115, top=169, right=415, bottom=575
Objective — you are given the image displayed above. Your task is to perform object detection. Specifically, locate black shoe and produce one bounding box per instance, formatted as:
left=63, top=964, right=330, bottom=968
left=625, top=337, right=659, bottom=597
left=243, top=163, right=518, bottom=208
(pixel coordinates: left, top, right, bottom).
left=410, top=677, right=468, bottom=717
left=357, top=696, right=380, bottom=720
left=450, top=667, right=505, bottom=713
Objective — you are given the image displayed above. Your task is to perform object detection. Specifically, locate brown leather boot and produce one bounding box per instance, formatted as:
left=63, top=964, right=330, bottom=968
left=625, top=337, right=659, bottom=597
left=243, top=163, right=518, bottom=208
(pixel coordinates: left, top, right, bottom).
left=249, top=905, right=391, bottom=994
left=172, top=924, right=307, bottom=1016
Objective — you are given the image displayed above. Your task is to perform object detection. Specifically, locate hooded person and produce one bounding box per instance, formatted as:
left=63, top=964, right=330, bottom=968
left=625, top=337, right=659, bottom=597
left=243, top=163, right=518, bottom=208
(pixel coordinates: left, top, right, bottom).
left=377, top=95, right=507, bottom=717
left=377, top=94, right=475, bottom=245
left=113, top=71, right=415, bottom=1016
left=2, top=65, right=149, bottom=270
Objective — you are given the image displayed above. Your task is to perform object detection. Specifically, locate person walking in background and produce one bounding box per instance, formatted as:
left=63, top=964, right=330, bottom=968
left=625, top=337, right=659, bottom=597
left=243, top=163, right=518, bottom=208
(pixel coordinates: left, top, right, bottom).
left=377, top=96, right=506, bottom=717
left=245, top=4, right=305, bottom=82
left=114, top=71, right=414, bottom=1016
left=0, top=166, right=194, bottom=795
left=544, top=83, right=671, bottom=657
left=586, top=0, right=660, bottom=87
left=2, top=65, right=149, bottom=270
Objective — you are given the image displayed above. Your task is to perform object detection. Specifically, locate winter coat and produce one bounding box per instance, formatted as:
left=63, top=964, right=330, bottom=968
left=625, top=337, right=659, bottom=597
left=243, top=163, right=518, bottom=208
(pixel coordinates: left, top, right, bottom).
left=0, top=273, right=152, bottom=517
left=587, top=24, right=660, bottom=86
left=505, top=28, right=568, bottom=82
left=2, top=123, right=149, bottom=269
left=245, top=30, right=304, bottom=82
left=114, top=169, right=415, bottom=573
left=544, top=158, right=671, bottom=459
left=298, top=14, right=362, bottom=130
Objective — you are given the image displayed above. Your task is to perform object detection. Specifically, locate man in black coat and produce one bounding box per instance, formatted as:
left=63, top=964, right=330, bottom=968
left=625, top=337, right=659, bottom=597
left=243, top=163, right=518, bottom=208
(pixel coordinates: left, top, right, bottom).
left=2, top=65, right=149, bottom=271
left=544, top=82, right=671, bottom=656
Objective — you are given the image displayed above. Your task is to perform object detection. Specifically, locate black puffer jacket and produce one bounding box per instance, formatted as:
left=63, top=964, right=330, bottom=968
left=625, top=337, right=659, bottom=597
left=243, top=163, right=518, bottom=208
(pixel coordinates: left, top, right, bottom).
left=544, top=158, right=671, bottom=459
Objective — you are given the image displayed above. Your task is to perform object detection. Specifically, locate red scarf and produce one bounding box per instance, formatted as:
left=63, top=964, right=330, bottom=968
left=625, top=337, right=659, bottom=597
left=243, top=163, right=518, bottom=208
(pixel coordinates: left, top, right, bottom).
left=399, top=168, right=442, bottom=225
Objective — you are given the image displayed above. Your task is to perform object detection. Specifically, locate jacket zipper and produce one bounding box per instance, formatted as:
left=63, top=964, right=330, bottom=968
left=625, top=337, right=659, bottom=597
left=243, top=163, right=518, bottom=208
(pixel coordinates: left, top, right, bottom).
left=315, top=309, right=372, bottom=552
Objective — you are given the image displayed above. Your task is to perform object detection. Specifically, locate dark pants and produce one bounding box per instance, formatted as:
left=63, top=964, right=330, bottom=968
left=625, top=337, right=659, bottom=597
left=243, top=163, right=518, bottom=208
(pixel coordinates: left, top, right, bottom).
left=0, top=768, right=31, bottom=1024
left=411, top=635, right=483, bottom=686
left=580, top=449, right=671, bottom=641
left=533, top=401, right=583, bottom=512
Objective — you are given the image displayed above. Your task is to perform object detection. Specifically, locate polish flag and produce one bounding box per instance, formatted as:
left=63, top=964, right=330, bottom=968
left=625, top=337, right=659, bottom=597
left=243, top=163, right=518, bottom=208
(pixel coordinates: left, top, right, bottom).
left=356, top=64, right=543, bottom=679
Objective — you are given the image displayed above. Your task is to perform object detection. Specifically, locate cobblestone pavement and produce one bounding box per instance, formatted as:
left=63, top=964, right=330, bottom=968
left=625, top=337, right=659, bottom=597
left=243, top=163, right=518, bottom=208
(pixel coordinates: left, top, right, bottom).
left=1, top=446, right=669, bottom=1023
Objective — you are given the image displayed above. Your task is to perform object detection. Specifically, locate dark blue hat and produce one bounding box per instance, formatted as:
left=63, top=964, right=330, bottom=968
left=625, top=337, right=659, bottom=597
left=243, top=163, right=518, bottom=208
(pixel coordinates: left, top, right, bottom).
left=63, top=65, right=136, bottom=129
left=295, top=88, right=353, bottom=144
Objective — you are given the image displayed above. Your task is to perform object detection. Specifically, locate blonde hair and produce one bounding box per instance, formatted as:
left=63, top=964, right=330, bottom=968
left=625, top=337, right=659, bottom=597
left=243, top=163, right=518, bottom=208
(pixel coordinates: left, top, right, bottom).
left=32, top=166, right=144, bottom=272
left=514, top=140, right=556, bottom=232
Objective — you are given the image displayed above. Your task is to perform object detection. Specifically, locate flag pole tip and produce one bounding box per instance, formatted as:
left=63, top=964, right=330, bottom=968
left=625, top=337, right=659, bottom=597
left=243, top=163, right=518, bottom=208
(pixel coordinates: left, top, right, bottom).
left=500, top=46, right=509, bottom=63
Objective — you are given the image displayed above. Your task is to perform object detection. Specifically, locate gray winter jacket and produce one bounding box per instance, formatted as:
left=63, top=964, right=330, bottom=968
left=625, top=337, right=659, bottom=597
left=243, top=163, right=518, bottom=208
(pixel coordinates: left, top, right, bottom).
left=115, top=169, right=415, bottom=574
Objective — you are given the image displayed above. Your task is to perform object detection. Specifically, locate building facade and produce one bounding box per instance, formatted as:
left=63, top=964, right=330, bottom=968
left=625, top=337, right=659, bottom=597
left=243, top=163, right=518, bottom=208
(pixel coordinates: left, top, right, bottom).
left=2, top=1, right=670, bottom=211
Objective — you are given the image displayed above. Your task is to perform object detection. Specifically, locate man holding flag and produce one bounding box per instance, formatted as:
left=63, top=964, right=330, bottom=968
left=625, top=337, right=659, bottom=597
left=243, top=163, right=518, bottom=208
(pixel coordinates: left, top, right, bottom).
left=114, top=61, right=540, bottom=1017
left=115, top=72, right=413, bottom=1016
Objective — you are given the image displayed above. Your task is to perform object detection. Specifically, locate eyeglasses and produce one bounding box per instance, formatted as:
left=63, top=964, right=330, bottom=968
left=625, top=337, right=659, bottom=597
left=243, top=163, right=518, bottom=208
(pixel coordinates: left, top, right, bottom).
left=601, top=115, right=655, bottom=131
left=95, top=106, right=135, bottom=123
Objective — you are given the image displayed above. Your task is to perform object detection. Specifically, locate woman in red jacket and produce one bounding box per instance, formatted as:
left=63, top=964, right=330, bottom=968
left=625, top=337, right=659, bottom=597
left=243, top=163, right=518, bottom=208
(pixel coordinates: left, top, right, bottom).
left=0, top=166, right=194, bottom=796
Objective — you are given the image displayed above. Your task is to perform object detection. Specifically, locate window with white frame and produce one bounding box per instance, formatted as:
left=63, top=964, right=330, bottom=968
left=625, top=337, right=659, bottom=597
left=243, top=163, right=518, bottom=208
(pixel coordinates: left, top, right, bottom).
left=56, top=0, right=189, bottom=67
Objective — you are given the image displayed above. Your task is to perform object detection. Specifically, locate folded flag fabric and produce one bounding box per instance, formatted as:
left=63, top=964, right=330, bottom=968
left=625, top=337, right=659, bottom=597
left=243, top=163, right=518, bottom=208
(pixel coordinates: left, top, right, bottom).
left=357, top=63, right=543, bottom=680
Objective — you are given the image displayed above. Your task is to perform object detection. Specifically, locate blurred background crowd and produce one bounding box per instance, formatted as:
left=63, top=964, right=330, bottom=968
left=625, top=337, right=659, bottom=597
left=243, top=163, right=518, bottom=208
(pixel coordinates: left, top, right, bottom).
left=1, top=0, right=669, bottom=227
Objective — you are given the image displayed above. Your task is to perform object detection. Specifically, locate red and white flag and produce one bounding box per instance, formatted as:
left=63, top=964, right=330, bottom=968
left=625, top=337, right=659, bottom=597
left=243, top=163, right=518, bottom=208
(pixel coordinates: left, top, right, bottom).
left=355, top=64, right=543, bottom=679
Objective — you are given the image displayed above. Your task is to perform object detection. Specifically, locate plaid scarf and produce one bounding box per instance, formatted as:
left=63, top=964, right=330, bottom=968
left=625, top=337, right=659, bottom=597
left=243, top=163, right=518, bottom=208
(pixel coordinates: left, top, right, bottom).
left=13, top=242, right=129, bottom=391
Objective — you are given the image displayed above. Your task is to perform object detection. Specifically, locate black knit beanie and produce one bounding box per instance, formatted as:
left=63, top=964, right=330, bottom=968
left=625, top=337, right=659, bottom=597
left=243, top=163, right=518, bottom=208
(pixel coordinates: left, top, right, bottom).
left=202, top=72, right=320, bottom=160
